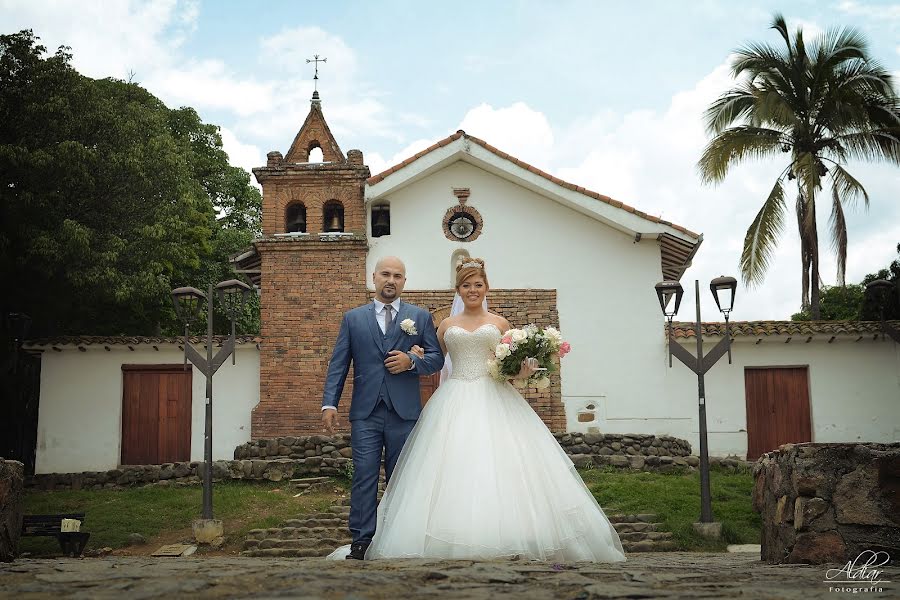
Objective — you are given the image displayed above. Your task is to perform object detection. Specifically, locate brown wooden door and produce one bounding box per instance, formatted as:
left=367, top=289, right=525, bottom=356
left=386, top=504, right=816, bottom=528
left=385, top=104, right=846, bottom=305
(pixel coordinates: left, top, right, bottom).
left=744, top=367, right=812, bottom=460
left=121, top=365, right=192, bottom=465
left=419, top=372, right=440, bottom=406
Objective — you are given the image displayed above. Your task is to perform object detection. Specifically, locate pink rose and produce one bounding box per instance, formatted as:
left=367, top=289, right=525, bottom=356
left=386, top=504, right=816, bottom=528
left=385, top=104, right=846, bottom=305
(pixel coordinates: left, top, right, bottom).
left=558, top=342, right=571, bottom=357
left=501, top=335, right=512, bottom=345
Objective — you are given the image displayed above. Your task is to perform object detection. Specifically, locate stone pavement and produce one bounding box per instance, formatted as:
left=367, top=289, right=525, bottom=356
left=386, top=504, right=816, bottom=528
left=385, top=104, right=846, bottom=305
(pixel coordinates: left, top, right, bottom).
left=2, top=552, right=896, bottom=599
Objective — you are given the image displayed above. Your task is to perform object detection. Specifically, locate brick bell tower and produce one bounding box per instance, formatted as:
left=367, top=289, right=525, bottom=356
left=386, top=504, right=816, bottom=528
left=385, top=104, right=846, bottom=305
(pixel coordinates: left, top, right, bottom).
left=250, top=91, right=370, bottom=437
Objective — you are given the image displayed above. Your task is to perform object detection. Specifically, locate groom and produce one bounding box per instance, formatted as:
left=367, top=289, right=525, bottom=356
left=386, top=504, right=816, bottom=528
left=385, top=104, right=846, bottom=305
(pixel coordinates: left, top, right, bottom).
left=322, top=256, right=444, bottom=560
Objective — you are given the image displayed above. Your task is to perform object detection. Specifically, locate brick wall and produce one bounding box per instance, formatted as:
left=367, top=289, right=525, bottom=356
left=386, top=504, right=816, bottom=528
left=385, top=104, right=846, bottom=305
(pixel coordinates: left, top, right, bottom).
left=255, top=166, right=368, bottom=236
left=253, top=236, right=369, bottom=438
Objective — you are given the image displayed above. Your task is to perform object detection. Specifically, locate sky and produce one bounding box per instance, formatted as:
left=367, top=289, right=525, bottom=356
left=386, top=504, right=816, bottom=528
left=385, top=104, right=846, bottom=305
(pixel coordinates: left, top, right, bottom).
left=3, top=0, right=899, bottom=321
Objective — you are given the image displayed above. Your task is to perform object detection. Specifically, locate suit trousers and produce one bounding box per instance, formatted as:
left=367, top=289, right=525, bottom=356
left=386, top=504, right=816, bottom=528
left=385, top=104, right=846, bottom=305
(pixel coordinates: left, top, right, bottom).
left=349, top=398, right=416, bottom=544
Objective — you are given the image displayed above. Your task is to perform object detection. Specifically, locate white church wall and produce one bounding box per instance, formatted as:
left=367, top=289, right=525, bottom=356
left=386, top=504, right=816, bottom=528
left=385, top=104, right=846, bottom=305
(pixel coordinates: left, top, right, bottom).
left=34, top=344, right=259, bottom=474
left=366, top=160, right=679, bottom=435
left=663, top=335, right=900, bottom=457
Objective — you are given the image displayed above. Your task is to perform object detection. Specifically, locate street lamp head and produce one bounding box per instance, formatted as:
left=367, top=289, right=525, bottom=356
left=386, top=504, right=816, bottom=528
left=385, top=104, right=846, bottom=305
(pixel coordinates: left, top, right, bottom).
left=710, top=275, right=737, bottom=315
left=171, top=287, right=206, bottom=324
left=216, top=279, right=252, bottom=322
left=5, top=312, right=32, bottom=344
left=655, top=281, right=684, bottom=318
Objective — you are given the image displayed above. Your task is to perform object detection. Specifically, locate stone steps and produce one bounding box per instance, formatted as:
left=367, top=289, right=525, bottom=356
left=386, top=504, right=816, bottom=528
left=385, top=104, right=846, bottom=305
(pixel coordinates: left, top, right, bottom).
left=242, top=506, right=678, bottom=557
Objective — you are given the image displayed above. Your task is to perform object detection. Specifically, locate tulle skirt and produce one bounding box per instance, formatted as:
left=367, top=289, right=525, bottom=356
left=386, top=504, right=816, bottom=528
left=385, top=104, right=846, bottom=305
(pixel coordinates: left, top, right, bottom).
left=330, top=375, right=626, bottom=562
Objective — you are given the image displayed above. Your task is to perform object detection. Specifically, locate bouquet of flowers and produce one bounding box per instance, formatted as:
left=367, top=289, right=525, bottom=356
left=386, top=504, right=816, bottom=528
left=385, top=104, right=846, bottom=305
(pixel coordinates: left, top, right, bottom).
left=489, top=324, right=571, bottom=389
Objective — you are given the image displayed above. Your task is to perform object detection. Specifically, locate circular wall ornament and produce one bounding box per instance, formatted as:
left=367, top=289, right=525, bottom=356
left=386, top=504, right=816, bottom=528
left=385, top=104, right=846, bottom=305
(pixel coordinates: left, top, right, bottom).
left=442, top=204, right=483, bottom=242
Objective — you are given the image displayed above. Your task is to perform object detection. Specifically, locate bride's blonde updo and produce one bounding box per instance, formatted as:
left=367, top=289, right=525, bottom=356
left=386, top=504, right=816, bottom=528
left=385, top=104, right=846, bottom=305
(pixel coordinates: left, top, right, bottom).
left=455, top=257, right=489, bottom=289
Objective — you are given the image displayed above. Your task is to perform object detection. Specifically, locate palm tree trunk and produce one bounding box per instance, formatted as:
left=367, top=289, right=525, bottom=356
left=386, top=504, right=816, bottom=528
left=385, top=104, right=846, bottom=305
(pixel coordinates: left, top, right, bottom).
left=797, top=194, right=811, bottom=311
left=808, top=200, right=821, bottom=320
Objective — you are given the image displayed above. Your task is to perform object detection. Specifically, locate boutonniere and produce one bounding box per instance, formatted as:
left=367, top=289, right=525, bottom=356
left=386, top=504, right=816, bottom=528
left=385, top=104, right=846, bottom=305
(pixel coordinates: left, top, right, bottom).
left=400, top=318, right=418, bottom=335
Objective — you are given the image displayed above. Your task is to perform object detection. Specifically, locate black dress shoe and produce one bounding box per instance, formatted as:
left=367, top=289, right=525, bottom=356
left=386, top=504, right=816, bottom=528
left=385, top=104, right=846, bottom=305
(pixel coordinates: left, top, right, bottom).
left=346, top=541, right=370, bottom=560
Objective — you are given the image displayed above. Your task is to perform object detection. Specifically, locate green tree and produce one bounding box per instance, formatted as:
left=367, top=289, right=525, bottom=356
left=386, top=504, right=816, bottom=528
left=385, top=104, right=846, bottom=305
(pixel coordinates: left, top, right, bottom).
left=860, top=242, right=900, bottom=320
left=791, top=284, right=864, bottom=320
left=698, top=15, right=900, bottom=319
left=0, top=30, right=260, bottom=338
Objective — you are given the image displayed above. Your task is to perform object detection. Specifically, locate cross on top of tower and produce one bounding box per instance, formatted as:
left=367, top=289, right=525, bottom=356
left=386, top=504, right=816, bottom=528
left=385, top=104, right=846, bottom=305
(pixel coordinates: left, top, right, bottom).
left=306, top=54, right=327, bottom=92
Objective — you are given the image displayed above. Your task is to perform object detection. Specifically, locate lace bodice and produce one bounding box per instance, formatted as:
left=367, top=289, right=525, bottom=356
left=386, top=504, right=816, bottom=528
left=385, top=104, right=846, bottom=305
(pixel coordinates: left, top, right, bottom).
left=443, top=323, right=502, bottom=381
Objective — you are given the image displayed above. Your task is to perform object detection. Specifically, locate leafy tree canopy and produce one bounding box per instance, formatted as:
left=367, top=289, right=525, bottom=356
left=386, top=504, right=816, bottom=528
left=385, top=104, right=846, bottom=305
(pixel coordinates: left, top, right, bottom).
left=0, top=30, right=261, bottom=338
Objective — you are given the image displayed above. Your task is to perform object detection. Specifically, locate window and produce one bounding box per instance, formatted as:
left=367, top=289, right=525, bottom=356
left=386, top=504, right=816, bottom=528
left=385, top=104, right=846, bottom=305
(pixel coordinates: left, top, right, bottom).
left=285, top=203, right=306, bottom=233
left=371, top=204, right=390, bottom=237
left=323, top=200, right=344, bottom=232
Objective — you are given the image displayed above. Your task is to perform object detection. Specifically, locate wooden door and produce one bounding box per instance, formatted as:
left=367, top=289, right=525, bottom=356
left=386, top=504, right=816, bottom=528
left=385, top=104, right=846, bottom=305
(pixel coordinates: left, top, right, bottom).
left=419, top=372, right=440, bottom=406
left=121, top=365, right=192, bottom=465
left=744, top=367, right=812, bottom=460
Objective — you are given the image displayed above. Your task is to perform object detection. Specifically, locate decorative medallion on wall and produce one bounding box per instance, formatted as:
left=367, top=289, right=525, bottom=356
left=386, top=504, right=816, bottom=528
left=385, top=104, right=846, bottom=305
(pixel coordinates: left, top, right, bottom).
left=442, top=187, right=483, bottom=242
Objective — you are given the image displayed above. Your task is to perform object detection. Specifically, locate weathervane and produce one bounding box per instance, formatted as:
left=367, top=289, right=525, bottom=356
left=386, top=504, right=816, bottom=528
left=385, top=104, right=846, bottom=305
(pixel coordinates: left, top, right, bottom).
left=306, top=54, right=327, bottom=91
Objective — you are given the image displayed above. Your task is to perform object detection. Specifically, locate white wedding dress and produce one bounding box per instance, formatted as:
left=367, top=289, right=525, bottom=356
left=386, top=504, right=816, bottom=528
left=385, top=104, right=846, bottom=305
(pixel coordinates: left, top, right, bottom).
left=329, top=323, right=626, bottom=562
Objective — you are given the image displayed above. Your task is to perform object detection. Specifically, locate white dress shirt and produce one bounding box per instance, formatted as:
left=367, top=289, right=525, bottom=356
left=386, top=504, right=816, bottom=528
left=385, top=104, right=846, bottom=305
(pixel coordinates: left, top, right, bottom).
left=373, top=298, right=402, bottom=335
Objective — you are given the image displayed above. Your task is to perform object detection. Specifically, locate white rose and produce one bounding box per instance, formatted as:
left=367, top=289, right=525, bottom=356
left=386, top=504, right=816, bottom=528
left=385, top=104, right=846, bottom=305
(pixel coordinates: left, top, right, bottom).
left=400, top=318, right=418, bottom=335
left=495, top=343, right=511, bottom=359
left=487, top=360, right=501, bottom=380
left=534, top=376, right=551, bottom=389
left=544, top=327, right=562, bottom=343
left=510, top=329, right=527, bottom=343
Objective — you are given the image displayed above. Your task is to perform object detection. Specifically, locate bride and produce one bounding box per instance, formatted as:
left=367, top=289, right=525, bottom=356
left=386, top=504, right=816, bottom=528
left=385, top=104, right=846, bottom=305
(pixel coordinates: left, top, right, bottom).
left=331, top=258, right=625, bottom=562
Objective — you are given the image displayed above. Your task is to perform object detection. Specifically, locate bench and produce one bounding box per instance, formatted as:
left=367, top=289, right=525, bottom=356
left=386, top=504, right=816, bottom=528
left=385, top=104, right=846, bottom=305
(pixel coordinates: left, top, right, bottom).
left=21, top=513, right=91, bottom=557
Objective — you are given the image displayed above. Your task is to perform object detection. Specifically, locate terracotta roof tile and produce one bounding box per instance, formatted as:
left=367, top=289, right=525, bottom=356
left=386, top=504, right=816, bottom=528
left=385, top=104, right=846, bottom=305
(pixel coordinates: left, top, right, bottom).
left=24, top=335, right=261, bottom=348
left=671, top=320, right=898, bottom=339
left=367, top=130, right=701, bottom=240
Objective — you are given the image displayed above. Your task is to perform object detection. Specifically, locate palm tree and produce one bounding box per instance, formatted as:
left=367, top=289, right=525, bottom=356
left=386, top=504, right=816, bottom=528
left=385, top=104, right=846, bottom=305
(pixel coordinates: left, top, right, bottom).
left=698, top=14, right=900, bottom=319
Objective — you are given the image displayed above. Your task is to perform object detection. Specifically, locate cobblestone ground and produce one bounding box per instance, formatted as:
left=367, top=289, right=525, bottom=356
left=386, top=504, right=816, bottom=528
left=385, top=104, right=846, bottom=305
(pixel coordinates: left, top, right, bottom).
left=1, top=552, right=896, bottom=599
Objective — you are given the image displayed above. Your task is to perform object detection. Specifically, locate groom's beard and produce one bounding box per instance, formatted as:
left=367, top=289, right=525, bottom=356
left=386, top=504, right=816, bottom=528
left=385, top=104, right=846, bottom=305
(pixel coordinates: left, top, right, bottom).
left=380, top=285, right=398, bottom=300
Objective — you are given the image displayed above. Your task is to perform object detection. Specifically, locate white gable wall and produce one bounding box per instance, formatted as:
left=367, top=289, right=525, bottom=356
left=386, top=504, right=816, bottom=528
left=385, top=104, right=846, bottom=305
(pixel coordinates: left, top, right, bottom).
left=366, top=160, right=679, bottom=435
left=34, top=344, right=260, bottom=474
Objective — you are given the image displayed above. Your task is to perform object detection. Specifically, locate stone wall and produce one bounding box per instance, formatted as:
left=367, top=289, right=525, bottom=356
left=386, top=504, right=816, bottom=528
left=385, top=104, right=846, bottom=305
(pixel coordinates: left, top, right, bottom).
left=26, top=433, right=737, bottom=490
left=1, top=459, right=24, bottom=562
left=753, top=442, right=900, bottom=564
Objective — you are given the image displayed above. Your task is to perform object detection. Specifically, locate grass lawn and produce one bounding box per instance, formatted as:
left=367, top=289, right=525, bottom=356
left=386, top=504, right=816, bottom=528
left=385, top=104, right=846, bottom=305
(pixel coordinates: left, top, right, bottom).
left=580, top=465, right=760, bottom=551
left=20, top=479, right=350, bottom=556
left=19, top=467, right=758, bottom=556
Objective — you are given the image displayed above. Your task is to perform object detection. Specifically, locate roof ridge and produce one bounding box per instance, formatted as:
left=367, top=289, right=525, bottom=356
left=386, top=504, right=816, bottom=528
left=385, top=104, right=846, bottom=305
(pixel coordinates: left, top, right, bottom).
left=367, top=130, right=700, bottom=240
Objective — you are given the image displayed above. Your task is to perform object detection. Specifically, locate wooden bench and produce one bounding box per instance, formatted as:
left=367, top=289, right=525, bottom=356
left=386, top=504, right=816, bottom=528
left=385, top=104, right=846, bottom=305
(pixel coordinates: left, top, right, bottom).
left=21, top=513, right=91, bottom=557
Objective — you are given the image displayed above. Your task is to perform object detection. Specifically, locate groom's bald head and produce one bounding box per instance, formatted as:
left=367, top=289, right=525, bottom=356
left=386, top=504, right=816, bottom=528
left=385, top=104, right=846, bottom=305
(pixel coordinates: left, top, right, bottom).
left=373, top=256, right=407, bottom=302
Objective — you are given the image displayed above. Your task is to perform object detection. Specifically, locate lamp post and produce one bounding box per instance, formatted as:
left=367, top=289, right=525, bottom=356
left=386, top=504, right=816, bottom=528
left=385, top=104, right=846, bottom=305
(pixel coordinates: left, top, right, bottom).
left=655, top=276, right=737, bottom=530
left=4, top=312, right=32, bottom=374
left=171, top=280, right=251, bottom=521
left=865, top=279, right=900, bottom=344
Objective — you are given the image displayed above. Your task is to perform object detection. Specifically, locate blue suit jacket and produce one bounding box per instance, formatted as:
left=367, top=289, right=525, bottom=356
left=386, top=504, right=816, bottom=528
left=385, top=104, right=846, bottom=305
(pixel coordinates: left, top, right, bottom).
left=322, top=300, right=445, bottom=421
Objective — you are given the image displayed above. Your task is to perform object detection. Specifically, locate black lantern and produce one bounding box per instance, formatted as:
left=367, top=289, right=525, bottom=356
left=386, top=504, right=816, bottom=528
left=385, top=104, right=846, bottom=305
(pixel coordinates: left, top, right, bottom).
left=710, top=275, right=737, bottom=315
left=5, top=312, right=32, bottom=347
left=865, top=279, right=900, bottom=343
left=171, top=287, right=206, bottom=324
left=216, top=279, right=252, bottom=364
left=655, top=281, right=684, bottom=319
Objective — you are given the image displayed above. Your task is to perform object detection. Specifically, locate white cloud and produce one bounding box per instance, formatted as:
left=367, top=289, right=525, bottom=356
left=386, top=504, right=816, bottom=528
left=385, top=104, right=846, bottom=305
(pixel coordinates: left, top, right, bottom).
left=259, top=26, right=358, bottom=79
left=457, top=102, right=555, bottom=170
left=143, top=59, right=274, bottom=116
left=1, top=0, right=196, bottom=80
left=219, top=128, right=264, bottom=187
left=837, top=1, right=900, bottom=21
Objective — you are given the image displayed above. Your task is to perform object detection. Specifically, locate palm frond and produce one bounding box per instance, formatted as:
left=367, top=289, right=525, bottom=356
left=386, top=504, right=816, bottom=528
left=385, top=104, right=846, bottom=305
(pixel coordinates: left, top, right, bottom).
left=740, top=178, right=786, bottom=286
left=698, top=127, right=786, bottom=183
left=829, top=186, right=848, bottom=285
left=829, top=163, right=869, bottom=210
left=833, top=130, right=900, bottom=164
left=703, top=83, right=757, bottom=134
